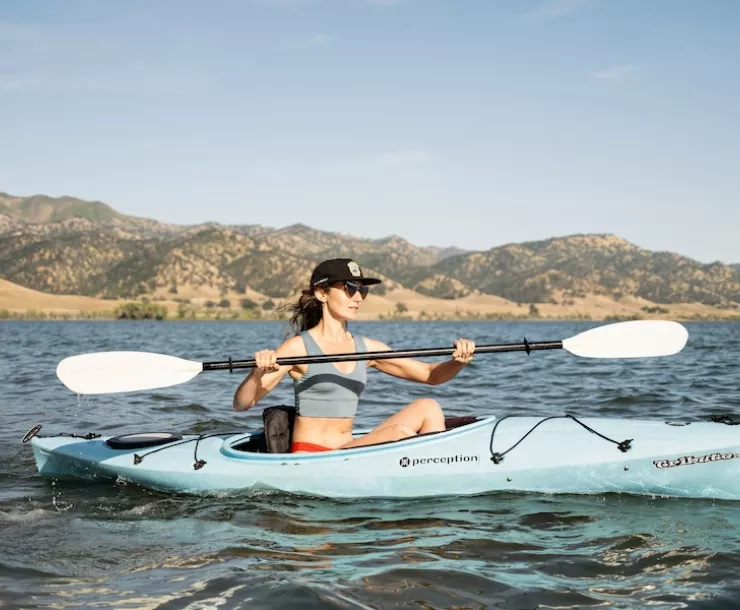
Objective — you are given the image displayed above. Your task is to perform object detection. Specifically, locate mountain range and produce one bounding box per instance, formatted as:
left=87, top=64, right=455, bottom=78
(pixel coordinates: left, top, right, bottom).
left=1, top=190, right=739, bottom=308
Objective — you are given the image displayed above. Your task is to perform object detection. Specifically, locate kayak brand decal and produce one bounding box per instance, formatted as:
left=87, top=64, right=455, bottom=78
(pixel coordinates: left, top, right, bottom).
left=399, top=454, right=480, bottom=468
left=653, top=451, right=740, bottom=469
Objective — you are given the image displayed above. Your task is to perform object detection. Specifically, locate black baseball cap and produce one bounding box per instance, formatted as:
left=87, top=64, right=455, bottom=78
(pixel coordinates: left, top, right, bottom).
left=310, top=258, right=382, bottom=287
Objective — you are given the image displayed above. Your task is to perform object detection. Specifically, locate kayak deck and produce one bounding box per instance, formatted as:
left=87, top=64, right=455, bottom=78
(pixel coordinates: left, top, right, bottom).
left=26, top=413, right=740, bottom=500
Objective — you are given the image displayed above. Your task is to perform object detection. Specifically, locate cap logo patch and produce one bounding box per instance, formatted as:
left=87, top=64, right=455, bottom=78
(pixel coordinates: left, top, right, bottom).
left=347, top=261, right=361, bottom=277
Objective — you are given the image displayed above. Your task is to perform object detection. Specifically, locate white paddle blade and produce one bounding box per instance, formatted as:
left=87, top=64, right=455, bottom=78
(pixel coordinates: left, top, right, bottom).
left=562, top=320, right=689, bottom=359
left=56, top=351, right=203, bottom=395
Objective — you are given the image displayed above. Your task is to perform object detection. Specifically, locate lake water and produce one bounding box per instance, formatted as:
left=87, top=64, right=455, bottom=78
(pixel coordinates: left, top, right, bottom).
left=1, top=320, right=740, bottom=609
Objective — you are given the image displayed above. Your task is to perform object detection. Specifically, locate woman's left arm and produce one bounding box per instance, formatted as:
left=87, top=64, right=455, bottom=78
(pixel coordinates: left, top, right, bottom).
left=366, top=338, right=475, bottom=385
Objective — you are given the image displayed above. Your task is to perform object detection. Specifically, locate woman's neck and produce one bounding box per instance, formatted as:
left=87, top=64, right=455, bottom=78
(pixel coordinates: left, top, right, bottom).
left=312, top=318, right=349, bottom=343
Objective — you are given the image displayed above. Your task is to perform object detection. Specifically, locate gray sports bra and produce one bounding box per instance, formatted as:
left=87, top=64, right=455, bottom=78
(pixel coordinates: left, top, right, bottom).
left=293, top=331, right=368, bottom=418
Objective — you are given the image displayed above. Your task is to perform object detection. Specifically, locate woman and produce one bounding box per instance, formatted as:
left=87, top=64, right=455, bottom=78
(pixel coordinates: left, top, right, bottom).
left=233, top=258, right=475, bottom=452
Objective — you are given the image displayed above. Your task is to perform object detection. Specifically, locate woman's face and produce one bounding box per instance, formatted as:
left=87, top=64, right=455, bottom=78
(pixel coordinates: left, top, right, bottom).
left=319, top=281, right=369, bottom=320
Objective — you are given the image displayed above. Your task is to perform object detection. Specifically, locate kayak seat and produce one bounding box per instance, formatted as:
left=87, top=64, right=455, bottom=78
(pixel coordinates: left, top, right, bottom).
left=262, top=405, right=297, bottom=453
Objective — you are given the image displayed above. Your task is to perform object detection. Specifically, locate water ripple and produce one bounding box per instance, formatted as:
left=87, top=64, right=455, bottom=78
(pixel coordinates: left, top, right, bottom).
left=2, top=320, right=740, bottom=608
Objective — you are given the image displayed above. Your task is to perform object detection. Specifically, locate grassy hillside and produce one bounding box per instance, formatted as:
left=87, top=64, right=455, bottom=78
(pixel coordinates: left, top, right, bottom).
left=401, top=235, right=740, bottom=307
left=1, top=190, right=738, bottom=310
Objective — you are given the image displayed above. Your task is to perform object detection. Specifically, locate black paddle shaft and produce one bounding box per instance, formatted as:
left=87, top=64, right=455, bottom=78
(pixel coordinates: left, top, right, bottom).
left=202, top=339, right=564, bottom=372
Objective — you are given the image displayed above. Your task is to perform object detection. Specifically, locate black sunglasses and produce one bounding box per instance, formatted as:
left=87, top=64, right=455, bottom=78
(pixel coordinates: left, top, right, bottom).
left=335, top=280, right=369, bottom=299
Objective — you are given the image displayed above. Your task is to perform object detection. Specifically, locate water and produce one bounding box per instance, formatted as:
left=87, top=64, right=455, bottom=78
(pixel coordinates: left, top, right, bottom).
left=1, top=320, right=739, bottom=609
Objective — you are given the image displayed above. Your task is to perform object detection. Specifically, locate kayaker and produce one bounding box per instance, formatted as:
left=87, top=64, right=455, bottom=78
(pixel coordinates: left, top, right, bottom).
left=233, top=258, right=475, bottom=452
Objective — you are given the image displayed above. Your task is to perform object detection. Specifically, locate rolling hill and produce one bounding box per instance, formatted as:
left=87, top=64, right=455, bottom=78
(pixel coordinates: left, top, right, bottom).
left=1, top=190, right=738, bottom=312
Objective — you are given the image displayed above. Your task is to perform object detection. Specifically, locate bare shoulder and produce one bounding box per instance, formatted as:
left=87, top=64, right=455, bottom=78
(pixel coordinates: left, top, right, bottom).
left=363, top=337, right=392, bottom=369
left=276, top=335, right=308, bottom=357
left=362, top=337, right=391, bottom=352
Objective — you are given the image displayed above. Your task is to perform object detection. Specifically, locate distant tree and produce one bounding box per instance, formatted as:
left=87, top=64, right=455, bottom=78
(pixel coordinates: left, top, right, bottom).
left=529, top=304, right=540, bottom=317
left=240, top=298, right=258, bottom=310
left=641, top=305, right=669, bottom=315
left=219, top=298, right=231, bottom=308
left=396, top=302, right=408, bottom=313
left=262, top=299, right=275, bottom=311
left=177, top=302, right=195, bottom=319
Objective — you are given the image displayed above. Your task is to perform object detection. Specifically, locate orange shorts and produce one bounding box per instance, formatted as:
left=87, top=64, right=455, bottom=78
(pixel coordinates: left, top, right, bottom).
left=290, top=441, right=332, bottom=453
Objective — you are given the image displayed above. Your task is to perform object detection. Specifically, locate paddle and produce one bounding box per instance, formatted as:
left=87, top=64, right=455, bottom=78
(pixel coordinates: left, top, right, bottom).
left=56, top=320, right=688, bottom=395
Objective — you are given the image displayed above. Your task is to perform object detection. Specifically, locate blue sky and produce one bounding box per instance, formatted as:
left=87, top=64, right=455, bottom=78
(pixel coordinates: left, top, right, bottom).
left=1, top=0, right=738, bottom=263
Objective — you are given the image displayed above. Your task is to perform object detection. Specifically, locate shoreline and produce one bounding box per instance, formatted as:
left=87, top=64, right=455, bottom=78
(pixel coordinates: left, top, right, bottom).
left=1, top=310, right=738, bottom=322
left=2, top=279, right=739, bottom=322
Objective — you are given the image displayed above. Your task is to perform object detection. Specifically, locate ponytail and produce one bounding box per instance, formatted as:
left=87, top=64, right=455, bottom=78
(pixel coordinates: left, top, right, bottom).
left=283, top=288, right=323, bottom=335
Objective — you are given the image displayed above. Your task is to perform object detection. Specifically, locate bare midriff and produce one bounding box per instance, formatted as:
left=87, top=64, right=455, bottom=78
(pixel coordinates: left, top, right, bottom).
left=292, top=415, right=354, bottom=449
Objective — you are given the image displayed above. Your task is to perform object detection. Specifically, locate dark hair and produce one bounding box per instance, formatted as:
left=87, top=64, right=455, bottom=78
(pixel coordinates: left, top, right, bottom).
left=282, top=288, right=324, bottom=335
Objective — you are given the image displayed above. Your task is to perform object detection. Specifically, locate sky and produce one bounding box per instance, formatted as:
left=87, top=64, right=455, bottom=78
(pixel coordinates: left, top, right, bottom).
left=1, top=0, right=739, bottom=263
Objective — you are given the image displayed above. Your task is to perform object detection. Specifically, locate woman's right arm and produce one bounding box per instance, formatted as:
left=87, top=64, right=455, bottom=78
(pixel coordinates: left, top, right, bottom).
left=232, top=336, right=304, bottom=411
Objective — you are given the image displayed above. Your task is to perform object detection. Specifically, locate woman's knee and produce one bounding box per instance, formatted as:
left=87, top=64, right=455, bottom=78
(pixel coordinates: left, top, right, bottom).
left=408, top=398, right=445, bottom=433
left=410, top=398, right=443, bottom=417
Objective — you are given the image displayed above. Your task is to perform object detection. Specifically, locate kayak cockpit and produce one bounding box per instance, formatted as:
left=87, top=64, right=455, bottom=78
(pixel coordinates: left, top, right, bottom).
left=228, top=432, right=267, bottom=453
left=225, top=408, right=482, bottom=456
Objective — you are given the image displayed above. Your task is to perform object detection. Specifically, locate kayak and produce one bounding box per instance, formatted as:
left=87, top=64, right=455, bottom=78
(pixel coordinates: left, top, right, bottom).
left=25, top=412, right=740, bottom=500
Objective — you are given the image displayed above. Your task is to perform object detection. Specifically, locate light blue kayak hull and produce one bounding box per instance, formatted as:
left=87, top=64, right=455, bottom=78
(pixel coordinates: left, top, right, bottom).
left=29, top=416, right=740, bottom=500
